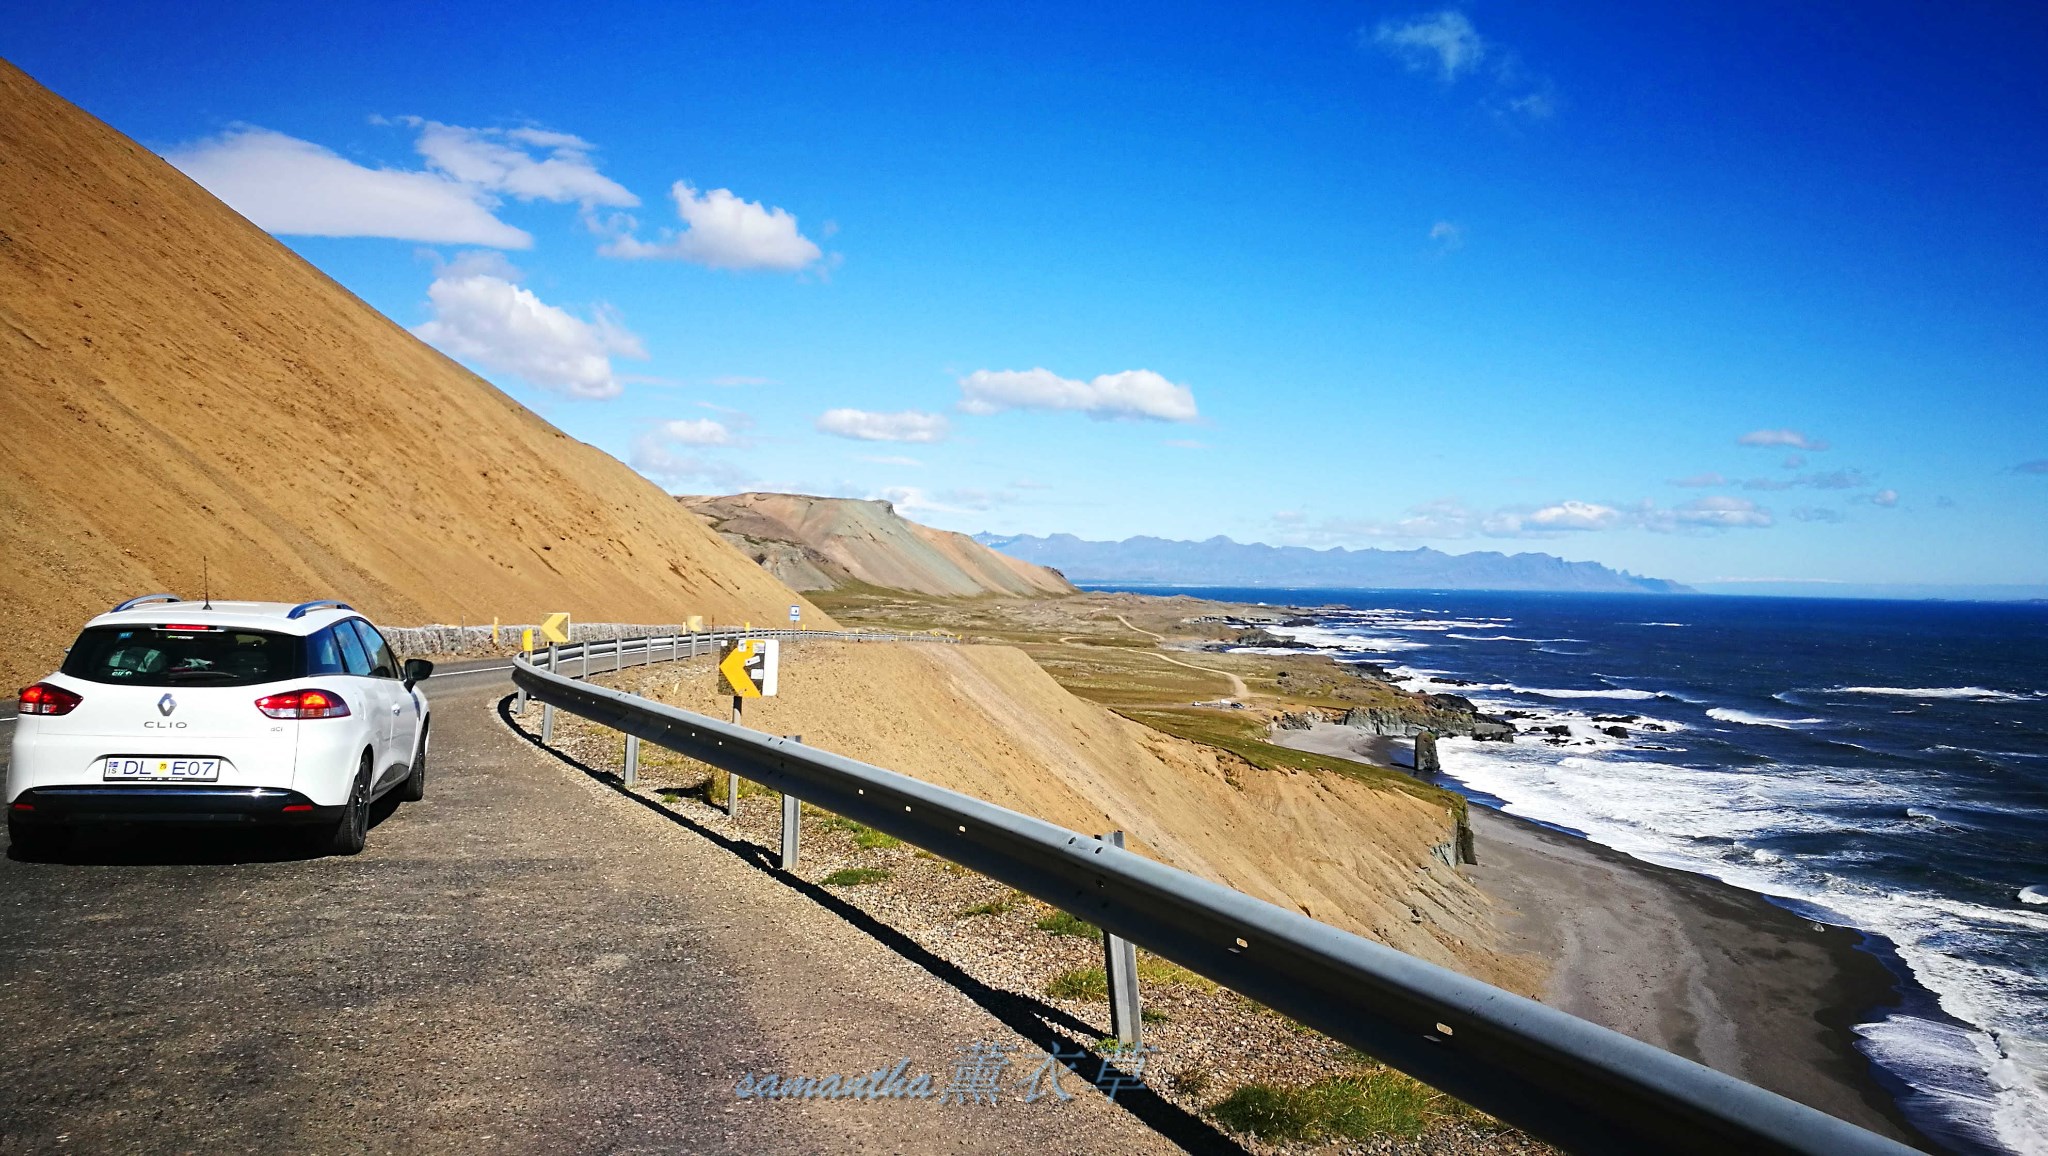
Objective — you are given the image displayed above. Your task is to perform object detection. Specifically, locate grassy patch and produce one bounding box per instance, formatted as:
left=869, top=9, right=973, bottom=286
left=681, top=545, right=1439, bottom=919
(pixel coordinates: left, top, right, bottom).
left=1036, top=909, right=1102, bottom=939
left=1045, top=967, right=1108, bottom=1001
left=1136, top=952, right=1218, bottom=992
left=1208, top=1071, right=1457, bottom=1143
left=961, top=889, right=1024, bottom=917
left=701, top=773, right=776, bottom=808
left=1119, top=706, right=1466, bottom=820
left=1141, top=1007, right=1170, bottom=1024
left=815, top=813, right=902, bottom=850
left=821, top=867, right=891, bottom=886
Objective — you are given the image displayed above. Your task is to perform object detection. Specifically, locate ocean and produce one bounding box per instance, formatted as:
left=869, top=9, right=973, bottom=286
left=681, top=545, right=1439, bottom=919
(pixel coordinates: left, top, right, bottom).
left=1085, top=585, right=2048, bottom=1156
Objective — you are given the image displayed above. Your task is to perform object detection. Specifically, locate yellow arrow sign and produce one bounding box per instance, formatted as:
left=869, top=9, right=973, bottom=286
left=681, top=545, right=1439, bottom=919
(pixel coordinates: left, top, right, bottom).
left=540, top=612, right=571, bottom=645
left=720, top=639, right=762, bottom=698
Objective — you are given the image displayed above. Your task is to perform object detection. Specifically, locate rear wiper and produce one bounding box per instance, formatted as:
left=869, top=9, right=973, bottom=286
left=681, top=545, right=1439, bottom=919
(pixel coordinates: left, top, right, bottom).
left=166, top=671, right=240, bottom=682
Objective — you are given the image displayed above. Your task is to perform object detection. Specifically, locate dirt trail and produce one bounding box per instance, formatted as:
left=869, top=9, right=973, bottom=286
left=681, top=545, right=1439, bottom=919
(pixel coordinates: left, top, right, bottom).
left=1115, top=615, right=1249, bottom=699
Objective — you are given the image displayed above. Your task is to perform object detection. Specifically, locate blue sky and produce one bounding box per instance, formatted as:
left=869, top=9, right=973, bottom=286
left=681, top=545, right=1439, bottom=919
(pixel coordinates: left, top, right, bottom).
left=8, top=2, right=2047, bottom=589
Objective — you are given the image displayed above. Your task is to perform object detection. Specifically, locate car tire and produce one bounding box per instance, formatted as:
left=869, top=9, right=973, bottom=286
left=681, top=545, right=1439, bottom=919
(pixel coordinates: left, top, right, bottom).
left=316, top=756, right=373, bottom=857
left=6, top=815, right=64, bottom=861
left=397, top=722, right=427, bottom=802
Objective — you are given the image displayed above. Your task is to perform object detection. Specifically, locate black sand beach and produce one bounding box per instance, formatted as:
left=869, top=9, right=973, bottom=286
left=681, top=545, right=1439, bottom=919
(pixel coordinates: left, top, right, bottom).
left=1271, top=723, right=1932, bottom=1148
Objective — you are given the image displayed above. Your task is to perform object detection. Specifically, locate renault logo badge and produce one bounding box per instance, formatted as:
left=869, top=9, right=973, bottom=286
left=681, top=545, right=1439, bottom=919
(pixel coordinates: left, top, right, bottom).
left=157, top=693, right=177, bottom=717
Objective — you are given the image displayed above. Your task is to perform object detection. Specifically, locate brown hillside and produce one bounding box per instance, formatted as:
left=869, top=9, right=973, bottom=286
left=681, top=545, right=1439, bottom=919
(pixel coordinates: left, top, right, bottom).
left=0, top=60, right=828, bottom=689
left=682, top=492, right=1076, bottom=598
left=630, top=641, right=1529, bottom=989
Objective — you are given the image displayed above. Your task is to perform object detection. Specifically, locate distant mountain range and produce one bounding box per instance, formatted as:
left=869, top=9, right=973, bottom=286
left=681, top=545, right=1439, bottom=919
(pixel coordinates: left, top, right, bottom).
left=974, top=533, right=1695, bottom=594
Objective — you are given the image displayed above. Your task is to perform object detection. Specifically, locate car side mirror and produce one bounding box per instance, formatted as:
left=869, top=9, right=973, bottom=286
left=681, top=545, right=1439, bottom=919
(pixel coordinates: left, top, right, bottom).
left=403, top=658, right=434, bottom=688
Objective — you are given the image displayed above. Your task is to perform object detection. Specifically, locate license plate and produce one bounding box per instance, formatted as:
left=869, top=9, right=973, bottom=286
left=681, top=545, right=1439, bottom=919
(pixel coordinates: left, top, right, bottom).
left=102, top=756, right=222, bottom=782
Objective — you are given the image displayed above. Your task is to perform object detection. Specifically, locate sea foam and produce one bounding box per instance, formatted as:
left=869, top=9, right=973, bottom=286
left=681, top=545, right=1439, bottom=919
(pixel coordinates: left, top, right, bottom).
left=1707, top=707, right=1826, bottom=729
left=1831, top=686, right=2030, bottom=702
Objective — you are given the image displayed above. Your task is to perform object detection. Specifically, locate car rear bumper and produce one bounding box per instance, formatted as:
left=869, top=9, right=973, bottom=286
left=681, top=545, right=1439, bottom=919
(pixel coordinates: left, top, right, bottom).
left=8, top=786, right=340, bottom=826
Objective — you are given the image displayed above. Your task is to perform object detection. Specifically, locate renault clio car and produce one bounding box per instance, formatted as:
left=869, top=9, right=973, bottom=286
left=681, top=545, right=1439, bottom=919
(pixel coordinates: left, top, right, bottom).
left=7, top=595, right=432, bottom=858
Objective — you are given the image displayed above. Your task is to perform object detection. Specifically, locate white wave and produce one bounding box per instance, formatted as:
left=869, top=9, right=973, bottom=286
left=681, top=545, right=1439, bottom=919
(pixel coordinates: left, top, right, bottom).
left=1639, top=622, right=1687, bottom=627
left=1434, top=738, right=2048, bottom=1156
left=1443, top=634, right=1584, bottom=643
left=1513, top=686, right=1663, bottom=701
left=2022, top=886, right=2048, bottom=907
left=1263, top=625, right=1433, bottom=653
left=1831, top=686, right=2030, bottom=702
left=1707, top=707, right=1826, bottom=729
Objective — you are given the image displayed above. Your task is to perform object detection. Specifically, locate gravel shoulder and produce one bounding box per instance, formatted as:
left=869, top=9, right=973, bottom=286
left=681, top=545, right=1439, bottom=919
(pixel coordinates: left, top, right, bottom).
left=545, top=659, right=1551, bottom=1156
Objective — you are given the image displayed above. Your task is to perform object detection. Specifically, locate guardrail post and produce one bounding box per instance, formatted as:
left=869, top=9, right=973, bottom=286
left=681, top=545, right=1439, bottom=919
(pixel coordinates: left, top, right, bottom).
left=623, top=733, right=640, bottom=786
left=540, top=645, right=557, bottom=742
left=726, top=695, right=743, bottom=818
left=1101, top=830, right=1143, bottom=1048
left=779, top=735, right=802, bottom=869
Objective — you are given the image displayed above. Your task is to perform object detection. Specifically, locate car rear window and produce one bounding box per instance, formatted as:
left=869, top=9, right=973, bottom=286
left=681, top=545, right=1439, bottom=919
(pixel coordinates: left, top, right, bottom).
left=61, top=625, right=308, bottom=687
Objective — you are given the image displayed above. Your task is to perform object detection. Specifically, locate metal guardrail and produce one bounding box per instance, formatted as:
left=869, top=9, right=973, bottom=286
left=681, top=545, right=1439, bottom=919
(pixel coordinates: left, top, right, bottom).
left=512, top=635, right=1917, bottom=1156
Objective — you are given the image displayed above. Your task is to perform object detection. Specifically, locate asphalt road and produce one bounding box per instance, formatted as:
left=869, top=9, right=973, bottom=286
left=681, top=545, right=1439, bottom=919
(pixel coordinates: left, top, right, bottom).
left=0, top=664, right=1186, bottom=1154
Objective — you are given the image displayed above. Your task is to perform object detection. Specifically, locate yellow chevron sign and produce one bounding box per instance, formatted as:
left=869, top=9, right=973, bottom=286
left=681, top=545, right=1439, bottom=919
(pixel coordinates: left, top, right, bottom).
left=718, top=638, right=779, bottom=698
left=540, top=612, right=571, bottom=645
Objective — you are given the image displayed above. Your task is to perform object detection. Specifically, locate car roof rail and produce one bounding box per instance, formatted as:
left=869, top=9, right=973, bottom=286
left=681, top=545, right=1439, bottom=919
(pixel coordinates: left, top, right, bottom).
left=110, top=593, right=182, bottom=613
left=286, top=599, right=355, bottom=620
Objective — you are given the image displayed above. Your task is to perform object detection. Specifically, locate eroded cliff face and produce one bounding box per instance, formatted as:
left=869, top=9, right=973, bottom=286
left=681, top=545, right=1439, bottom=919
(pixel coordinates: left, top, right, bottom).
left=681, top=492, right=1077, bottom=598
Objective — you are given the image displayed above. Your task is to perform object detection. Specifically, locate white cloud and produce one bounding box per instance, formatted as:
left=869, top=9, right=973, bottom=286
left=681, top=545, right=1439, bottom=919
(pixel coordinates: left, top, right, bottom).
left=1503, top=89, right=1558, bottom=120
left=958, top=368, right=1198, bottom=422
left=1742, top=468, right=1869, bottom=492
left=650, top=418, right=735, bottom=446
left=816, top=408, right=950, bottom=443
left=600, top=182, right=823, bottom=271
left=1738, top=428, right=1829, bottom=451
left=412, top=270, right=644, bottom=398
left=1295, top=491, right=1778, bottom=543
left=1525, top=500, right=1624, bottom=531
left=167, top=127, right=532, bottom=247
left=1429, top=220, right=1465, bottom=251
left=1669, top=495, right=1774, bottom=528
left=1669, top=471, right=1727, bottom=488
left=1372, top=11, right=1486, bottom=81
left=1165, top=438, right=1210, bottom=449
left=629, top=431, right=752, bottom=490
left=1869, top=488, right=1900, bottom=507
left=409, top=120, right=638, bottom=207
left=1792, top=507, right=1846, bottom=523
left=876, top=486, right=990, bottom=516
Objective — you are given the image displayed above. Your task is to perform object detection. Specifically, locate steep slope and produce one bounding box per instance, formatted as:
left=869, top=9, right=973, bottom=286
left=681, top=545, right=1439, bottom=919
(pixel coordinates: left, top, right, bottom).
left=682, top=492, right=1076, bottom=598
left=633, top=640, right=1530, bottom=989
left=0, top=60, right=828, bottom=689
left=979, top=532, right=1695, bottom=593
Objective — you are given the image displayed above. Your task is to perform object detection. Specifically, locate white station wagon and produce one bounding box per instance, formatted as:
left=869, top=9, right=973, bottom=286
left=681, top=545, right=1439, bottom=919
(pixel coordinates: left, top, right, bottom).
left=7, top=595, right=431, bottom=858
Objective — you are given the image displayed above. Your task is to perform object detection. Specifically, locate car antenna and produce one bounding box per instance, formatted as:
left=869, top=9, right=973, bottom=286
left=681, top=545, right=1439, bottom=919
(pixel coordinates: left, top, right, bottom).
left=202, top=557, right=212, bottom=610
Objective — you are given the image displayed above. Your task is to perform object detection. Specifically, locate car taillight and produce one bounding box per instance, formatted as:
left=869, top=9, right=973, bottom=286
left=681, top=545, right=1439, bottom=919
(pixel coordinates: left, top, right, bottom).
left=19, top=683, right=82, bottom=716
left=254, top=689, right=351, bottom=719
